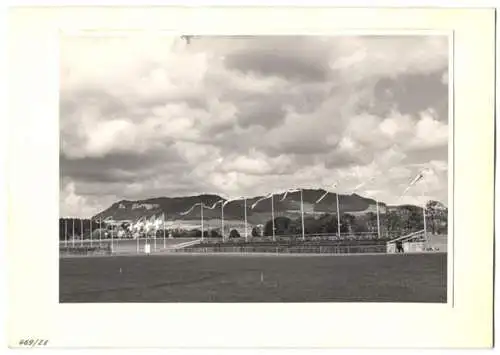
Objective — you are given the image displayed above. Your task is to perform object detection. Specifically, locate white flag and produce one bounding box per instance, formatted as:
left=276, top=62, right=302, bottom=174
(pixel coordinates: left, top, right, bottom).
left=133, top=216, right=146, bottom=231
left=351, top=176, right=376, bottom=194
left=315, top=182, right=338, bottom=203
left=315, top=191, right=329, bottom=204
left=280, top=188, right=301, bottom=201
left=154, top=214, right=164, bottom=229
left=145, top=214, right=157, bottom=232
left=180, top=203, right=202, bottom=216
left=251, top=193, right=273, bottom=209
left=401, top=170, right=427, bottom=197
left=208, top=200, right=224, bottom=209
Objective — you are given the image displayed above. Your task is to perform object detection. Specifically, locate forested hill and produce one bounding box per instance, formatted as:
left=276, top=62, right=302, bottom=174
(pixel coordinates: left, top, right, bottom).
left=93, top=189, right=386, bottom=224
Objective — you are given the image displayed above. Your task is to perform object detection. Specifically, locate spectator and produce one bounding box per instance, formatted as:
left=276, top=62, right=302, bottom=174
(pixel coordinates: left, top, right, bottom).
left=396, top=240, right=404, bottom=253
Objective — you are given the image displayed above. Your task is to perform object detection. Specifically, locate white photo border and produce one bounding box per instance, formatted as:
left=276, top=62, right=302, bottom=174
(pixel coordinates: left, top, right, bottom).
left=7, top=7, right=494, bottom=348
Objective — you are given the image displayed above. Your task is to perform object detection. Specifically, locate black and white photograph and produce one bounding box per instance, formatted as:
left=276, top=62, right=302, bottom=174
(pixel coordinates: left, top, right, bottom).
left=6, top=5, right=496, bottom=350
left=59, top=34, right=450, bottom=303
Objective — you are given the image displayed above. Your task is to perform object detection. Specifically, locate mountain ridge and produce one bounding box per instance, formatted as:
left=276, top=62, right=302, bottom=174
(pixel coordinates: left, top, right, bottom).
left=92, top=189, right=441, bottom=225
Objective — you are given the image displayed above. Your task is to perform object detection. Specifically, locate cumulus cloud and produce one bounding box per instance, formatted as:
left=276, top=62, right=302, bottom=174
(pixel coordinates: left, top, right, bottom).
left=60, top=35, right=449, bottom=216
left=60, top=181, right=117, bottom=217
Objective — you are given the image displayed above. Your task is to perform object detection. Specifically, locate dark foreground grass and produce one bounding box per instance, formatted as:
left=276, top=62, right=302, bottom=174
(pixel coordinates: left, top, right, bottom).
left=59, top=253, right=447, bottom=303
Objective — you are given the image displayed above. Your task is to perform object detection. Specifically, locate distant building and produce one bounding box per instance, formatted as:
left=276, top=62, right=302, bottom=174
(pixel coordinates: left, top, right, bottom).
left=350, top=204, right=387, bottom=216
left=131, top=203, right=159, bottom=210
left=104, top=219, right=132, bottom=227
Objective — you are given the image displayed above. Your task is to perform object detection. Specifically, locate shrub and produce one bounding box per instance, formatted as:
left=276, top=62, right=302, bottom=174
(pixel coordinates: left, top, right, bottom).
left=229, top=229, right=241, bottom=239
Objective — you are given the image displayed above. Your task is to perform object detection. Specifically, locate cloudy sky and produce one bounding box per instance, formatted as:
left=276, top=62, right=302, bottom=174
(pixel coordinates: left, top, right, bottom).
left=60, top=35, right=449, bottom=217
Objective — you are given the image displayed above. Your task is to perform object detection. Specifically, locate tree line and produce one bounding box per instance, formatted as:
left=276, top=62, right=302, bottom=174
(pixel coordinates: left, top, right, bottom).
left=257, top=201, right=447, bottom=239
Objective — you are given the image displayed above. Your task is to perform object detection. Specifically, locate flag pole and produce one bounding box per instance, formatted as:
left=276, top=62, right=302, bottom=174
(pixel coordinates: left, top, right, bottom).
left=250, top=194, right=274, bottom=240
left=271, top=194, right=275, bottom=242
left=80, top=218, right=83, bottom=246
left=222, top=204, right=225, bottom=242
left=154, top=216, right=157, bottom=252
left=336, top=193, right=341, bottom=239
left=300, top=189, right=305, bottom=241
left=244, top=198, right=248, bottom=242
left=201, top=204, right=204, bottom=241
left=376, top=200, right=381, bottom=239
left=90, top=217, right=93, bottom=247
left=154, top=228, right=157, bottom=251
left=163, top=213, right=166, bottom=249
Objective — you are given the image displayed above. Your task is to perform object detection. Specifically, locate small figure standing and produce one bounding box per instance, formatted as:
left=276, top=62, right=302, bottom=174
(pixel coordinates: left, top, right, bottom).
left=396, top=240, right=404, bottom=253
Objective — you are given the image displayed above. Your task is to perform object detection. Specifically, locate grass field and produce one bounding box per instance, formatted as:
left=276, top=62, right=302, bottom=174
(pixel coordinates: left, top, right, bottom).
left=59, top=253, right=447, bottom=303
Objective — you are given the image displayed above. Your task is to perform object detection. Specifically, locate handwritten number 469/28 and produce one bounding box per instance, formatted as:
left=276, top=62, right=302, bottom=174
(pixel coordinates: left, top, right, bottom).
left=18, top=339, right=49, bottom=347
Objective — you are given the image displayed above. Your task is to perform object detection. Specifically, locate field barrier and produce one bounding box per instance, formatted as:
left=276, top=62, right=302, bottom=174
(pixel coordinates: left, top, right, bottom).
left=168, top=244, right=387, bottom=255
left=60, top=234, right=447, bottom=257
left=60, top=242, right=112, bottom=257
left=59, top=240, right=386, bottom=256
left=59, top=237, right=200, bottom=257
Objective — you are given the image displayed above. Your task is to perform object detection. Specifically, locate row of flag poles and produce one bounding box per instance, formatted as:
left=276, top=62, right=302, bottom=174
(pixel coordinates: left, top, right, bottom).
left=63, top=216, right=114, bottom=247
left=62, top=168, right=432, bottom=246
left=178, top=168, right=432, bottom=242
left=62, top=214, right=169, bottom=250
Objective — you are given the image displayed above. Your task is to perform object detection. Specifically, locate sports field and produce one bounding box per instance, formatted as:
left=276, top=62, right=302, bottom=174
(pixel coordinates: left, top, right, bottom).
left=59, top=253, right=447, bottom=303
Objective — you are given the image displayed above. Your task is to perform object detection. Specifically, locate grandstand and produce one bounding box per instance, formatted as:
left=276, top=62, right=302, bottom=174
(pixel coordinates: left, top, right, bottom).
left=386, top=230, right=446, bottom=253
